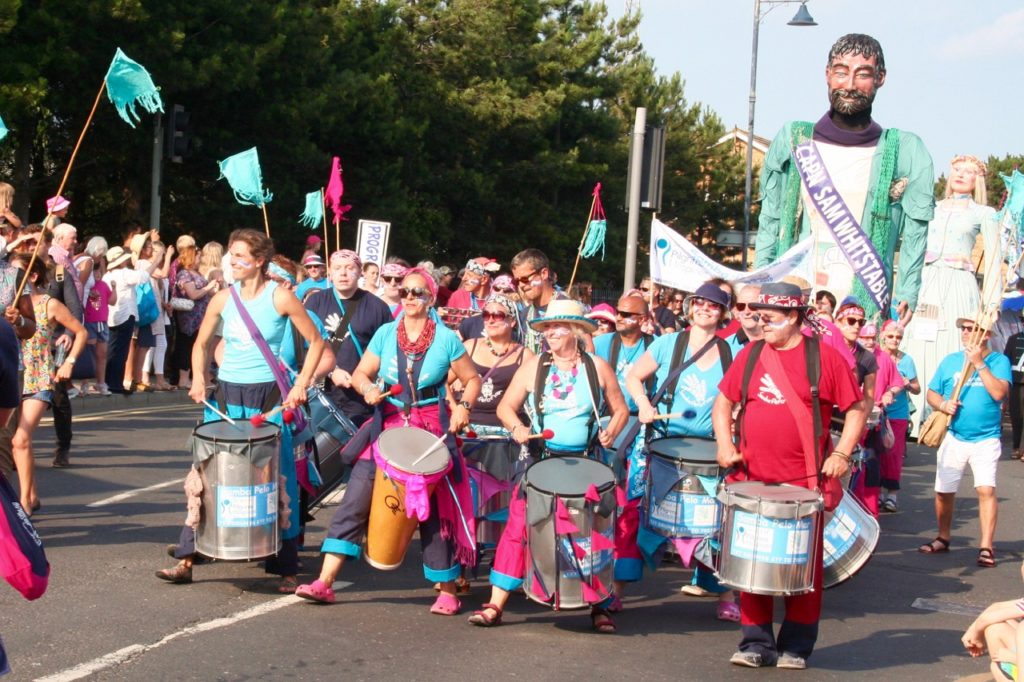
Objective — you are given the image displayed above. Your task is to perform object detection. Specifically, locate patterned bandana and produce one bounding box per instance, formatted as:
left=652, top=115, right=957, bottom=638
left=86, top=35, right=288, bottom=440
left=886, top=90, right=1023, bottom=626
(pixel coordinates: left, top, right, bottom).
left=484, top=293, right=517, bottom=321
left=329, top=249, right=361, bottom=269
left=381, top=262, right=408, bottom=279
left=754, top=293, right=805, bottom=309
left=267, top=262, right=296, bottom=286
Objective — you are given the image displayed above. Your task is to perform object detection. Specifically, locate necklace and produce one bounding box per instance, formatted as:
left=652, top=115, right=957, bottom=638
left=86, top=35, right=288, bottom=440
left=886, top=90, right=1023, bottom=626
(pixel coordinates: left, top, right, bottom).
left=547, top=354, right=579, bottom=400
left=485, top=336, right=511, bottom=357
left=397, top=317, right=435, bottom=357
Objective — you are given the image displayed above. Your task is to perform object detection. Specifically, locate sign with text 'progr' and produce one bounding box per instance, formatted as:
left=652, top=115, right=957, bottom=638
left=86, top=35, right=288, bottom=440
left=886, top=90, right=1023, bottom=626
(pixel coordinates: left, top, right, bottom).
left=356, top=219, right=391, bottom=267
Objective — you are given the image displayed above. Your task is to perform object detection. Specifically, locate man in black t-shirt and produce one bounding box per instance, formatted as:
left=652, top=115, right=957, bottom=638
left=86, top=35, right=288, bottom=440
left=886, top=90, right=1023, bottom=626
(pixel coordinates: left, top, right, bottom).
left=304, top=250, right=392, bottom=425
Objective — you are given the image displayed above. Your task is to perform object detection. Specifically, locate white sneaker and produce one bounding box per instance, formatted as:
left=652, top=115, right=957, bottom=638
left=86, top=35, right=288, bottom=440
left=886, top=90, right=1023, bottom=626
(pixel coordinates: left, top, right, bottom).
left=67, top=387, right=81, bottom=399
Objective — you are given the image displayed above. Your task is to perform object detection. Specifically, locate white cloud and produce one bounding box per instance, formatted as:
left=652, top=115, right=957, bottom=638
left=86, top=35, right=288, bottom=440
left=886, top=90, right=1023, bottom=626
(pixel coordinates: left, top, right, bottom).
left=939, top=8, right=1024, bottom=59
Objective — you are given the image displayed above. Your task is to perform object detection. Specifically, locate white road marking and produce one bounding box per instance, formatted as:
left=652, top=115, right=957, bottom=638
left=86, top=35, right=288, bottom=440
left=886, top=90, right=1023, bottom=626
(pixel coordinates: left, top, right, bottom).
left=41, top=402, right=200, bottom=424
left=87, top=477, right=187, bottom=507
left=36, top=582, right=353, bottom=682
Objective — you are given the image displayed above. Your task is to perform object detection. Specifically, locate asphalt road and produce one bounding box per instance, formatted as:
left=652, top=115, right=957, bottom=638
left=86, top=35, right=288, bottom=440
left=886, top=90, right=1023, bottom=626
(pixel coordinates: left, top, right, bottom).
left=1, top=395, right=1021, bottom=681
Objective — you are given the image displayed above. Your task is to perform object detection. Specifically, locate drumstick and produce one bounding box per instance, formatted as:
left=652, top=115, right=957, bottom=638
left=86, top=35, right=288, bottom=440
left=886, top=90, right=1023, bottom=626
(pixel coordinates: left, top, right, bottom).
left=409, top=432, right=450, bottom=467
left=652, top=411, right=684, bottom=421
left=525, top=429, right=555, bottom=441
left=249, top=406, right=296, bottom=427
left=202, top=399, right=239, bottom=427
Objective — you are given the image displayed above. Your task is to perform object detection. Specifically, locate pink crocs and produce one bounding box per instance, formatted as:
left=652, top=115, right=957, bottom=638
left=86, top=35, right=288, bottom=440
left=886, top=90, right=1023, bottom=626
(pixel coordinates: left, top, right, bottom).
left=295, top=579, right=336, bottom=604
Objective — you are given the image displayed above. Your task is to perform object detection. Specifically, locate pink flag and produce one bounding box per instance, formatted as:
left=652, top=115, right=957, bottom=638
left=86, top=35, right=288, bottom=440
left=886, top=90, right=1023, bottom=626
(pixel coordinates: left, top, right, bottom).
left=554, top=497, right=579, bottom=535
left=325, top=156, right=351, bottom=224
left=584, top=484, right=601, bottom=503
left=590, top=530, right=615, bottom=552
left=573, top=542, right=587, bottom=560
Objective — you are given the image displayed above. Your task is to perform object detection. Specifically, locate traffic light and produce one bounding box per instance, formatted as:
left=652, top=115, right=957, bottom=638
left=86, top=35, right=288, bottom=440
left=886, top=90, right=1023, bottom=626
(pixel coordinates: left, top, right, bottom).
left=167, top=104, right=191, bottom=163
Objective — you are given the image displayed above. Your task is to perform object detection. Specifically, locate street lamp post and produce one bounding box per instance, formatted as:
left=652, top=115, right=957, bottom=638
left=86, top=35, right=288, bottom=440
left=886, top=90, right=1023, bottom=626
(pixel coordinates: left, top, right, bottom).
left=741, top=0, right=816, bottom=269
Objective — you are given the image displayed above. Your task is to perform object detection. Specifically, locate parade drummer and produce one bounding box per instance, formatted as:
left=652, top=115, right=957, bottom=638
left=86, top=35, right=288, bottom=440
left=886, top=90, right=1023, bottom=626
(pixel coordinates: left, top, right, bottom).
left=712, top=281, right=865, bottom=670
left=623, top=281, right=740, bottom=620
left=295, top=267, right=481, bottom=614
left=158, top=229, right=325, bottom=591
left=467, top=299, right=627, bottom=633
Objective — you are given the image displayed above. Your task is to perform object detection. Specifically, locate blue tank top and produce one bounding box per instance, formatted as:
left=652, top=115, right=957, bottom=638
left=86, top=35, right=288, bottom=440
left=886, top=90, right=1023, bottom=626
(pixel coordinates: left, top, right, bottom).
left=526, top=353, right=599, bottom=452
left=219, top=281, right=287, bottom=384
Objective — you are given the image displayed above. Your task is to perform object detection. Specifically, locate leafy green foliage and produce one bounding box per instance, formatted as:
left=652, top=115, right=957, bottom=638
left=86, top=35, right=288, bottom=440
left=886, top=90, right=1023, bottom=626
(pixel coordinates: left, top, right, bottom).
left=0, top=0, right=744, bottom=285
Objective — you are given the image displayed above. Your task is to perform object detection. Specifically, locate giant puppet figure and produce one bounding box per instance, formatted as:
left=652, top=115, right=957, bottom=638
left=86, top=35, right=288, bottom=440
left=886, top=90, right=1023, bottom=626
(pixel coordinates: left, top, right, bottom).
left=754, top=33, right=935, bottom=324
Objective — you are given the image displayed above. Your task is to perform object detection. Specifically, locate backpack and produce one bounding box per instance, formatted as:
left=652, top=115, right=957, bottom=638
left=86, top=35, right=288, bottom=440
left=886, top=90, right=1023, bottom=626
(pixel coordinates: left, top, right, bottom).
left=136, top=280, right=159, bottom=326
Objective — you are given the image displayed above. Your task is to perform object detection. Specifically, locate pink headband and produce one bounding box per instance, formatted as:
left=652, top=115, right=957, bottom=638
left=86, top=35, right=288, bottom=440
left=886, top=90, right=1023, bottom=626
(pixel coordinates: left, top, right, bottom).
left=881, top=319, right=903, bottom=334
left=404, top=266, right=437, bottom=299
left=380, top=262, right=408, bottom=278
left=329, top=249, right=361, bottom=269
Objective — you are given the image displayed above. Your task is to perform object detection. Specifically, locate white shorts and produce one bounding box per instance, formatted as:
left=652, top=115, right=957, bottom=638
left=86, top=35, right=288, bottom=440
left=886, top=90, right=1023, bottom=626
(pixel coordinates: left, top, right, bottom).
left=934, top=433, right=1002, bottom=493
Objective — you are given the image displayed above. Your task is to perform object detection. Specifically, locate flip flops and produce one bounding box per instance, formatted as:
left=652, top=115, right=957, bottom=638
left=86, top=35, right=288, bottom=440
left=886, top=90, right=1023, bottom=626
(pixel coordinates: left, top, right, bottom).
left=295, top=579, right=336, bottom=604
left=430, top=592, right=461, bottom=615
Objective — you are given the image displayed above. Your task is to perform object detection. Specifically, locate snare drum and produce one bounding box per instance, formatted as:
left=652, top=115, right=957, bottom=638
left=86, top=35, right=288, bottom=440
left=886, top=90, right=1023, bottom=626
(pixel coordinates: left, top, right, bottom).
left=462, top=435, right=523, bottom=549
left=822, top=491, right=879, bottom=588
left=306, top=386, right=359, bottom=505
left=193, top=420, right=282, bottom=561
left=523, top=457, right=616, bottom=610
left=365, top=426, right=453, bottom=570
left=643, top=437, right=722, bottom=539
left=716, top=482, right=823, bottom=596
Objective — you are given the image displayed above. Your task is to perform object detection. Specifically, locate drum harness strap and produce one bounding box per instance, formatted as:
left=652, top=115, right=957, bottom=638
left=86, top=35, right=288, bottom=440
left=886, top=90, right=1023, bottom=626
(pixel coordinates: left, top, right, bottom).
left=328, top=287, right=366, bottom=359
left=610, top=333, right=724, bottom=473
left=533, top=349, right=601, bottom=456
left=608, top=332, right=655, bottom=414
left=737, top=337, right=826, bottom=486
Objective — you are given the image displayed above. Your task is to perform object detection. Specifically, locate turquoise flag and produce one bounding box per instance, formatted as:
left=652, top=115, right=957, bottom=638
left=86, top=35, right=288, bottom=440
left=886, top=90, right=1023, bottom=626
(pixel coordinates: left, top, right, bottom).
left=0, top=115, right=7, bottom=142
left=218, top=148, right=273, bottom=207
left=298, top=190, right=324, bottom=229
left=104, top=48, right=164, bottom=128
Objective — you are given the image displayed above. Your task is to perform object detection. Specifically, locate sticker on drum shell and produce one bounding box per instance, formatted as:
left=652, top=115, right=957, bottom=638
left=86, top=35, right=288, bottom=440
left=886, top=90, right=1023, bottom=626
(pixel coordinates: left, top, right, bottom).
left=649, top=491, right=721, bottom=536
left=558, top=527, right=614, bottom=579
left=729, top=510, right=811, bottom=565
left=216, top=483, right=278, bottom=528
left=823, top=507, right=856, bottom=566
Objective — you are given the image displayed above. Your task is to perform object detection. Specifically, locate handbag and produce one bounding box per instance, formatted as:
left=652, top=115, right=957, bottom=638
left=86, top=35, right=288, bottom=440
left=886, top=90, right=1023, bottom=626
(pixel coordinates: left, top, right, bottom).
left=0, top=473, right=49, bottom=600
left=879, top=413, right=896, bottom=449
left=169, top=296, right=194, bottom=312
left=919, top=358, right=978, bottom=449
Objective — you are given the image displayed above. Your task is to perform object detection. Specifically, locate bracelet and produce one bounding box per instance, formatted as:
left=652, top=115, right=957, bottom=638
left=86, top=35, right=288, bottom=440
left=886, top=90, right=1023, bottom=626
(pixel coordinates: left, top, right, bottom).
left=830, top=450, right=850, bottom=462
left=360, top=381, right=377, bottom=396
left=16, top=315, right=24, bottom=328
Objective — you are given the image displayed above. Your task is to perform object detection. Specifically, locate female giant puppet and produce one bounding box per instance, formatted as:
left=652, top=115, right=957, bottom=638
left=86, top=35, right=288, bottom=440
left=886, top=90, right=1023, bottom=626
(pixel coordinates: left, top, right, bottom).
left=904, top=155, right=1000, bottom=430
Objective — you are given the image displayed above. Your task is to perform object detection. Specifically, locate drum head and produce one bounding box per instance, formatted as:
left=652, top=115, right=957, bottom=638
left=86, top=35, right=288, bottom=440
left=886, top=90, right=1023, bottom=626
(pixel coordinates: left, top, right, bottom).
left=648, top=437, right=717, bottom=464
left=193, top=420, right=279, bottom=443
left=377, top=426, right=451, bottom=475
left=526, top=457, right=614, bottom=496
left=722, top=481, right=822, bottom=517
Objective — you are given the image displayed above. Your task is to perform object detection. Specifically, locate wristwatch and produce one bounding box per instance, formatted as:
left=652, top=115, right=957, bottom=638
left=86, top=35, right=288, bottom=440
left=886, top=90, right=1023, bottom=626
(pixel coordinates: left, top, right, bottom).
left=66, top=356, right=77, bottom=365
left=457, top=400, right=472, bottom=411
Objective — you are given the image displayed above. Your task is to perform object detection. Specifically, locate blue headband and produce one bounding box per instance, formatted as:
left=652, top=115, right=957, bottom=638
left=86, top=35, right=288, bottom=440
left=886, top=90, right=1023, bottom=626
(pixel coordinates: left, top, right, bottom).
left=268, top=262, right=296, bottom=286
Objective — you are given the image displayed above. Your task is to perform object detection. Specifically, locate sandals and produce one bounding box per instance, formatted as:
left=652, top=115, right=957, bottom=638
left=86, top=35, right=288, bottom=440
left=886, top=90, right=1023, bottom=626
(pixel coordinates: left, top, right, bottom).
left=978, top=548, right=997, bottom=568
left=155, top=562, right=193, bottom=584
left=433, top=576, right=472, bottom=595
left=430, top=592, right=462, bottom=616
left=295, top=579, right=336, bottom=604
left=717, top=600, right=741, bottom=622
left=918, top=537, right=950, bottom=554
left=590, top=606, right=617, bottom=634
left=278, top=575, right=299, bottom=593
left=467, top=603, right=503, bottom=627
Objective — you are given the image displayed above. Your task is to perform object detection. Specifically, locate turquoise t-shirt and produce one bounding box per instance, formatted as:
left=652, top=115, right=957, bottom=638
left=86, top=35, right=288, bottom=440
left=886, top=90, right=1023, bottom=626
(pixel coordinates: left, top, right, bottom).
left=526, top=354, right=599, bottom=452
left=928, top=350, right=1011, bottom=442
left=295, top=277, right=330, bottom=301
left=593, top=333, right=650, bottom=413
left=887, top=352, right=918, bottom=421
left=219, top=282, right=287, bottom=384
left=646, top=332, right=734, bottom=438
left=367, top=320, right=465, bottom=407
left=279, top=310, right=329, bottom=371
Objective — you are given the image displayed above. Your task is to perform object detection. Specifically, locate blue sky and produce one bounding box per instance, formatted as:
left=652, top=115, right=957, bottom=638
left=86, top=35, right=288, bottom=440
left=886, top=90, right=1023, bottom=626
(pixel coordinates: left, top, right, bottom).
left=607, top=1, right=1023, bottom=181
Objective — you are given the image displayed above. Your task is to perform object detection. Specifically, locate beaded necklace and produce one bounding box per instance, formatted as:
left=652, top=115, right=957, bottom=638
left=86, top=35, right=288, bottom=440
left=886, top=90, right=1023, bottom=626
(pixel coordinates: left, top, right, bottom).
left=547, top=353, right=579, bottom=400
left=484, top=335, right=511, bottom=357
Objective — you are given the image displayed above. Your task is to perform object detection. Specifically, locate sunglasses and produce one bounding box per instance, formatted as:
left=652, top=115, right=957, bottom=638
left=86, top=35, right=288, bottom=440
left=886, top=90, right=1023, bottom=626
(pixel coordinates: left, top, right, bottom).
left=399, top=286, right=431, bottom=299
left=960, top=325, right=978, bottom=333
left=690, top=297, right=721, bottom=309
left=733, top=303, right=749, bottom=311
left=514, top=270, right=541, bottom=285
left=494, top=287, right=515, bottom=294
left=843, top=317, right=866, bottom=327
left=638, top=286, right=650, bottom=292
left=883, top=334, right=903, bottom=340
left=671, top=298, right=685, bottom=304
left=383, top=276, right=403, bottom=284
left=481, top=310, right=508, bottom=321
left=616, top=309, right=641, bottom=318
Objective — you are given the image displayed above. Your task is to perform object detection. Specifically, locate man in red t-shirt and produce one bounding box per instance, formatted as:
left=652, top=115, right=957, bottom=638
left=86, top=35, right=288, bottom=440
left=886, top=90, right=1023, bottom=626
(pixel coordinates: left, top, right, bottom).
left=712, top=281, right=866, bottom=670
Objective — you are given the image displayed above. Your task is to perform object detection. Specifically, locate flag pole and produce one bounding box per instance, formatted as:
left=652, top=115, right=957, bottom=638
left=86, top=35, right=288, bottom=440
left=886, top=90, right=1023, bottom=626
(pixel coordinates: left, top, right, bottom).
left=567, top=191, right=599, bottom=293
left=321, top=187, right=329, bottom=260
left=335, top=218, right=340, bottom=253
left=14, top=80, right=108, bottom=303
left=261, top=203, right=271, bottom=237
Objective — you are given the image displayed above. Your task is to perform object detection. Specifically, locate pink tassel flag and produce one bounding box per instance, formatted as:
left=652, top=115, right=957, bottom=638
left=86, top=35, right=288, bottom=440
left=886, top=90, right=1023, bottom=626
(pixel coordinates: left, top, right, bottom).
left=554, top=497, right=579, bottom=535
left=590, top=530, right=615, bottom=552
left=325, top=156, right=351, bottom=224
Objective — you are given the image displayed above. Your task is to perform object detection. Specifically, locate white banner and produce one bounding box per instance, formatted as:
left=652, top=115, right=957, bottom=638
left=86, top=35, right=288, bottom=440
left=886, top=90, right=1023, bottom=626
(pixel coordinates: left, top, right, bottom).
left=356, top=219, right=391, bottom=267
left=649, top=218, right=813, bottom=292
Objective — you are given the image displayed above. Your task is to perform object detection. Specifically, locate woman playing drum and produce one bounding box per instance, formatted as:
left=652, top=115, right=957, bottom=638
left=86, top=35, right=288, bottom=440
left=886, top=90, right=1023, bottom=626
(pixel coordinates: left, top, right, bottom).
left=157, top=229, right=325, bottom=591
left=295, top=267, right=482, bottom=614
left=625, top=281, right=741, bottom=621
left=467, top=300, right=627, bottom=632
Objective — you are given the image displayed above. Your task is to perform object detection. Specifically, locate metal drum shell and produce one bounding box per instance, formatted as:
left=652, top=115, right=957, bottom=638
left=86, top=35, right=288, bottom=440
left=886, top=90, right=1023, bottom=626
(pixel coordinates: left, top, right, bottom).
left=822, top=491, right=879, bottom=589
left=462, top=436, right=523, bottom=549
left=643, top=437, right=722, bottom=539
left=715, top=482, right=823, bottom=597
left=193, top=420, right=282, bottom=561
left=523, top=456, right=616, bottom=610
